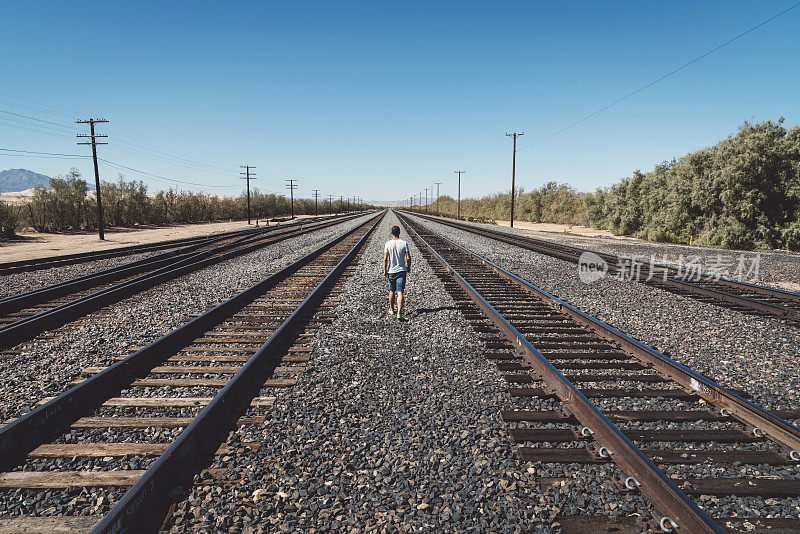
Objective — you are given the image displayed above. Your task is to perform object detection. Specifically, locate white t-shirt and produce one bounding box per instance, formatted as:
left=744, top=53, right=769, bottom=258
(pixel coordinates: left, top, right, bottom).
left=384, top=239, right=410, bottom=274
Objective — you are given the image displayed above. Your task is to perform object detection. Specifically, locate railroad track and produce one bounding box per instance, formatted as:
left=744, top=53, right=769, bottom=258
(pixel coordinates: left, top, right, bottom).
left=0, top=212, right=382, bottom=533
left=0, top=226, right=266, bottom=276
left=398, top=212, right=800, bottom=533
left=403, top=211, right=800, bottom=324
left=0, top=213, right=367, bottom=352
left=0, top=214, right=354, bottom=275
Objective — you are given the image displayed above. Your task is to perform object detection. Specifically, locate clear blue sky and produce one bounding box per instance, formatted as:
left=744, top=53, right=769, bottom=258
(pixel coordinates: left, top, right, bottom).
left=1, top=1, right=798, bottom=202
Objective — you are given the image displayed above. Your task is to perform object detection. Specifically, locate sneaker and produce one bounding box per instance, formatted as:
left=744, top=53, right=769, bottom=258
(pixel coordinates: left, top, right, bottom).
left=397, top=311, right=403, bottom=321
left=387, top=308, right=396, bottom=317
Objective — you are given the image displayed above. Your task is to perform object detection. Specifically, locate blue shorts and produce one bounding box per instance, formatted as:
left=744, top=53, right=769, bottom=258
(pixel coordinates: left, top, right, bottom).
left=388, top=271, right=407, bottom=293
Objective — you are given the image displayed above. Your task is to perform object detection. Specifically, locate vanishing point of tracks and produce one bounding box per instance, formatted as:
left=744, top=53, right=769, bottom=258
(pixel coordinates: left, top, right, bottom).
left=0, top=214, right=361, bottom=352
left=399, top=212, right=800, bottom=533
left=406, top=212, right=800, bottom=324
left=0, top=212, right=381, bottom=533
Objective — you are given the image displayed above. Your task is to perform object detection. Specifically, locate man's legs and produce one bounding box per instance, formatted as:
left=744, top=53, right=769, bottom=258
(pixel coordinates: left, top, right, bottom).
left=396, top=273, right=406, bottom=318
left=388, top=273, right=397, bottom=314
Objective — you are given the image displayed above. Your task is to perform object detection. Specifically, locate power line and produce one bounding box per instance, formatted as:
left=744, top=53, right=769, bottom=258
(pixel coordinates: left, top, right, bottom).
left=518, top=1, right=800, bottom=154
left=0, top=92, right=240, bottom=172
left=98, top=159, right=236, bottom=189
left=1, top=109, right=75, bottom=132
left=0, top=147, right=238, bottom=191
left=0, top=91, right=86, bottom=118
left=0, top=105, right=240, bottom=178
left=105, top=140, right=237, bottom=174
left=0, top=98, right=80, bottom=121
left=0, top=148, right=88, bottom=159
left=0, top=113, right=240, bottom=178
left=467, top=2, right=800, bottom=180
left=528, top=0, right=741, bottom=136
left=0, top=118, right=77, bottom=140
left=108, top=123, right=239, bottom=169
left=104, top=144, right=238, bottom=177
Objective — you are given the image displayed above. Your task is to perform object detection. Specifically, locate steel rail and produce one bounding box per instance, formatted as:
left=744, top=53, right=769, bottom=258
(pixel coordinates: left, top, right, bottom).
left=92, top=212, right=382, bottom=533
left=399, top=212, right=726, bottom=533
left=0, top=213, right=382, bottom=533
left=404, top=211, right=800, bottom=322
left=0, top=214, right=365, bottom=351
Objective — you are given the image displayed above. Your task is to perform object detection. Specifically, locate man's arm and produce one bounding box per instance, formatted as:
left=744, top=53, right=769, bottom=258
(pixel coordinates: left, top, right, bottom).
left=405, top=246, right=411, bottom=273
left=383, top=251, right=389, bottom=277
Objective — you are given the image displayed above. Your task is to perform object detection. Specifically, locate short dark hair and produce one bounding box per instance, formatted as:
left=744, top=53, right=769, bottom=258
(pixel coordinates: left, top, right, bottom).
left=391, top=225, right=400, bottom=237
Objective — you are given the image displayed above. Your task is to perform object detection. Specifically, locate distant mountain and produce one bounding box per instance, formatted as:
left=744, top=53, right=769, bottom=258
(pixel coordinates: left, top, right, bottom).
left=0, top=169, right=51, bottom=192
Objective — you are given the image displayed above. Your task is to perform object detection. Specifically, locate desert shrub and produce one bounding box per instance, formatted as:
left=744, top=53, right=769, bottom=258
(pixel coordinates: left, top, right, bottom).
left=438, top=119, right=800, bottom=250
left=782, top=220, right=800, bottom=251
left=0, top=201, right=16, bottom=239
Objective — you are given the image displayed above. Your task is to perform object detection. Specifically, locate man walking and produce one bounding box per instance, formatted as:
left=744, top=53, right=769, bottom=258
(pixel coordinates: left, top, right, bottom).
left=383, top=225, right=412, bottom=320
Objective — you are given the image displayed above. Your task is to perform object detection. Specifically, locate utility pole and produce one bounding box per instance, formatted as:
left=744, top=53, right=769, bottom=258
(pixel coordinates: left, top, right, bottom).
left=312, top=189, right=320, bottom=216
left=240, top=165, right=257, bottom=224
left=340, top=195, right=344, bottom=214
left=76, top=119, right=109, bottom=240
left=285, top=179, right=297, bottom=219
left=425, top=188, right=428, bottom=212
left=434, top=182, right=441, bottom=216
left=505, top=132, right=524, bottom=228
left=454, top=171, right=464, bottom=219
left=328, top=195, right=334, bottom=214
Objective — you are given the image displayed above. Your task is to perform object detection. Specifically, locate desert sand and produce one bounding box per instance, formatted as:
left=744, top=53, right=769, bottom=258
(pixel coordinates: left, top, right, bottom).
left=493, top=219, right=635, bottom=240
